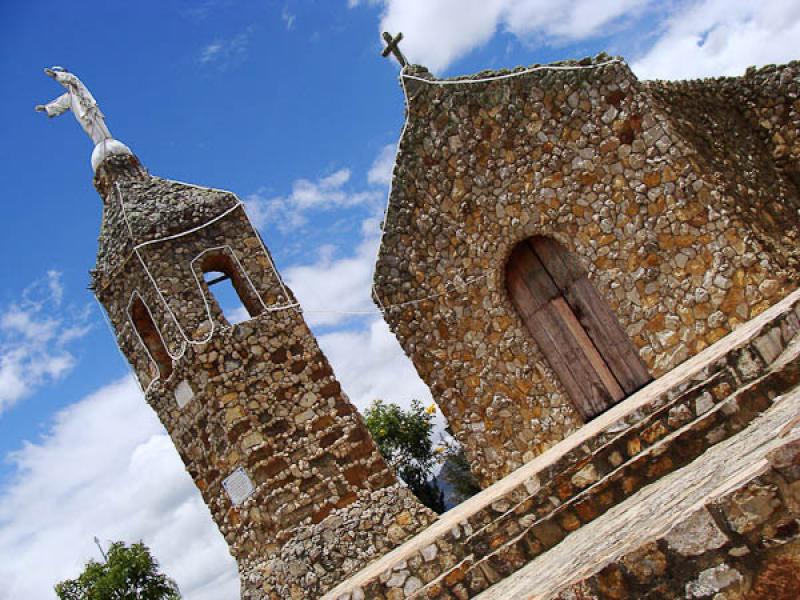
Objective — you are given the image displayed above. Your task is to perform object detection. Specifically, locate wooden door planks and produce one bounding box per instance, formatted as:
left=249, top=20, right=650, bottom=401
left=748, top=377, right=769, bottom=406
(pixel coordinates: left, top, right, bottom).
left=506, top=236, right=652, bottom=421
left=508, top=245, right=619, bottom=420
left=550, top=297, right=625, bottom=403
left=566, top=278, right=652, bottom=394
left=529, top=237, right=583, bottom=288
left=531, top=236, right=652, bottom=394
left=507, top=243, right=561, bottom=311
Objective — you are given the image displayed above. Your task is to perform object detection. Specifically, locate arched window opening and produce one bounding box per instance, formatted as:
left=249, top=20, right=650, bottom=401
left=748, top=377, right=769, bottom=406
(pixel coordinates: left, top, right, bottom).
left=506, top=236, right=652, bottom=421
left=204, top=271, right=251, bottom=325
left=200, top=252, right=262, bottom=325
left=130, top=296, right=173, bottom=379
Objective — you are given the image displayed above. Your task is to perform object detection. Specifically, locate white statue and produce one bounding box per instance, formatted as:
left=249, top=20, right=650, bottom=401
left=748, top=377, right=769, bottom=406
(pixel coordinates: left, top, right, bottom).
left=36, top=66, right=134, bottom=171
left=35, top=67, right=112, bottom=144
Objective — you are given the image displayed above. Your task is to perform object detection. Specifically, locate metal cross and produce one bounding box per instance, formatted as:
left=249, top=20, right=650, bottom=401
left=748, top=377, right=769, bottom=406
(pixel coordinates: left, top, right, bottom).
left=381, top=31, right=408, bottom=67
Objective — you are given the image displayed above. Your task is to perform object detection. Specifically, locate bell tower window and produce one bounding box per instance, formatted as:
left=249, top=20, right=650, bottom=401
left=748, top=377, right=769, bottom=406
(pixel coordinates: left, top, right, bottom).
left=204, top=271, right=250, bottom=324
left=199, top=251, right=263, bottom=325
left=130, top=296, right=173, bottom=379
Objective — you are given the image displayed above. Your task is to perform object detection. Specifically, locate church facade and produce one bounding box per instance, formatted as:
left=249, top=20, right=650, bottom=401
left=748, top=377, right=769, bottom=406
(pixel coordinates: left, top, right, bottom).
left=373, top=54, right=800, bottom=486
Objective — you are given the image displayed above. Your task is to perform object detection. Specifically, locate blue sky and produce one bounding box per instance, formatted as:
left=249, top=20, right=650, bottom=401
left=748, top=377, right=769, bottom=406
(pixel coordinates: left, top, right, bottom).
left=1, top=1, right=798, bottom=598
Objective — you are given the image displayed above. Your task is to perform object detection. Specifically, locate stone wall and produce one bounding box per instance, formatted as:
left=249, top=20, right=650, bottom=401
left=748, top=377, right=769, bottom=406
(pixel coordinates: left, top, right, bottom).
left=373, top=55, right=799, bottom=486
left=550, top=430, right=800, bottom=600
left=646, top=61, right=800, bottom=279
left=92, top=158, right=435, bottom=599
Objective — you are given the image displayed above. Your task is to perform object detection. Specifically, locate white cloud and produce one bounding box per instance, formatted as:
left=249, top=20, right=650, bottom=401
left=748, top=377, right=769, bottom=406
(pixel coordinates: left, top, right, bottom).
left=294, top=169, right=353, bottom=209
left=200, top=42, right=224, bottom=63
left=282, top=4, right=296, bottom=30
left=285, top=226, right=380, bottom=327
left=632, top=0, right=800, bottom=79
left=354, top=0, right=798, bottom=78
left=348, top=0, right=379, bottom=7
left=181, top=0, right=225, bottom=21
left=0, top=272, right=91, bottom=414
left=47, top=269, right=64, bottom=305
left=377, top=0, right=504, bottom=72
left=244, top=168, right=383, bottom=232
left=199, top=27, right=253, bottom=69
left=0, top=377, right=238, bottom=600
left=318, top=319, right=434, bottom=413
left=351, top=0, right=648, bottom=72
left=367, top=144, right=396, bottom=186
left=278, top=207, right=443, bottom=421
left=501, top=0, right=647, bottom=41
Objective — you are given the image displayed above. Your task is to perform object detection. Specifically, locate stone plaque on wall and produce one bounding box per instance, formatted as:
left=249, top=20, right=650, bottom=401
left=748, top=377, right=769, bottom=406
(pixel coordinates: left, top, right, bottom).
left=174, top=379, right=194, bottom=408
left=223, top=467, right=255, bottom=506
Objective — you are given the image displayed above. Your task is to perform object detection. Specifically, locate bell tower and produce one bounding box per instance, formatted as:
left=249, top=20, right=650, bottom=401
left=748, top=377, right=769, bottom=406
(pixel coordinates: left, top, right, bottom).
left=89, top=153, right=434, bottom=597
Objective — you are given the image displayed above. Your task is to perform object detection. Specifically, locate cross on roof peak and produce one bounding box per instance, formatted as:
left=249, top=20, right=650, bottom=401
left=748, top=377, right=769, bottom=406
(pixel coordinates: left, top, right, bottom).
left=381, top=31, right=407, bottom=68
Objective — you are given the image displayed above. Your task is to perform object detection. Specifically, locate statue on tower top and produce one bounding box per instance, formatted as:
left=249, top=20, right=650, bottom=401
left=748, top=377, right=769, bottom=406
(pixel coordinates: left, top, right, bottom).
left=35, top=67, right=112, bottom=144
left=35, top=66, right=134, bottom=172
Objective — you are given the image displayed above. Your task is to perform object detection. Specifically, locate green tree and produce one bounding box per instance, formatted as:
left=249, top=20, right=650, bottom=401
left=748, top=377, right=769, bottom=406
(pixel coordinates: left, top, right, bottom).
left=55, top=541, right=181, bottom=600
left=365, top=399, right=445, bottom=513
left=438, top=440, right=482, bottom=505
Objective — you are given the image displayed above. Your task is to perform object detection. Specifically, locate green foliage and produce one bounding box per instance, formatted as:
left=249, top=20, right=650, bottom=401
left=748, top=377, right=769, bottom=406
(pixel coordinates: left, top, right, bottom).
left=365, top=399, right=445, bottom=513
left=439, top=443, right=482, bottom=505
left=365, top=399, right=436, bottom=476
left=55, top=541, right=181, bottom=600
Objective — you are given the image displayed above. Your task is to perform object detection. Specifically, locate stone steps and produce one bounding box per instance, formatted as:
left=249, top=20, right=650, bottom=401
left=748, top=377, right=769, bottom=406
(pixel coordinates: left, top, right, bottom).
left=429, top=335, right=800, bottom=598
left=474, top=385, right=800, bottom=600
left=324, top=289, right=800, bottom=600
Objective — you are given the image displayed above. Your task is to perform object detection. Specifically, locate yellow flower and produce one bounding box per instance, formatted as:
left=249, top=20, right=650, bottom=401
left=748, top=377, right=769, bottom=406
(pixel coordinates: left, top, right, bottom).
left=425, top=404, right=437, bottom=415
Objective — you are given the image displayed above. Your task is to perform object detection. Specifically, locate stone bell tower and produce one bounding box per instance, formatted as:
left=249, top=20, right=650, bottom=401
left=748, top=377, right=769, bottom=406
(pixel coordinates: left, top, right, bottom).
left=90, top=154, right=434, bottom=598
left=36, top=68, right=435, bottom=598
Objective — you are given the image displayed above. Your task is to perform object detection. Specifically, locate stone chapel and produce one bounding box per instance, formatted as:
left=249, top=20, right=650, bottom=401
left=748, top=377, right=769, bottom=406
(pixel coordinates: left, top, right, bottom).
left=372, top=53, right=800, bottom=486
left=49, top=51, right=800, bottom=600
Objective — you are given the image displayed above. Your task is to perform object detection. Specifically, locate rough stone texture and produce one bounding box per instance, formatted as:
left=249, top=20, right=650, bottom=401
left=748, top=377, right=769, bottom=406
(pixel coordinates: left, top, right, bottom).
left=324, top=288, right=800, bottom=600
left=243, top=484, right=432, bottom=599
left=90, top=156, right=434, bottom=599
left=662, top=508, right=728, bottom=556
left=373, top=55, right=800, bottom=486
left=647, top=63, right=800, bottom=278
left=475, top=385, right=800, bottom=600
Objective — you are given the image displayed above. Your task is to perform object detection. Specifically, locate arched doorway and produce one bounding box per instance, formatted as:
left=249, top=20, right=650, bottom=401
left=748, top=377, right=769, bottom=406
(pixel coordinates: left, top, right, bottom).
left=506, top=236, right=651, bottom=420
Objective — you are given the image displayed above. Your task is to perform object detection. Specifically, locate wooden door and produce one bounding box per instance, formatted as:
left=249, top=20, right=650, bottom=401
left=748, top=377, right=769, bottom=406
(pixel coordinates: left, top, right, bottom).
left=506, top=237, right=652, bottom=420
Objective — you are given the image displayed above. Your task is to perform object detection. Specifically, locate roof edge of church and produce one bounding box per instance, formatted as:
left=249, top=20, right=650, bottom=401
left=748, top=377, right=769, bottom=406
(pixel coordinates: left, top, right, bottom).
left=402, top=52, right=627, bottom=86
